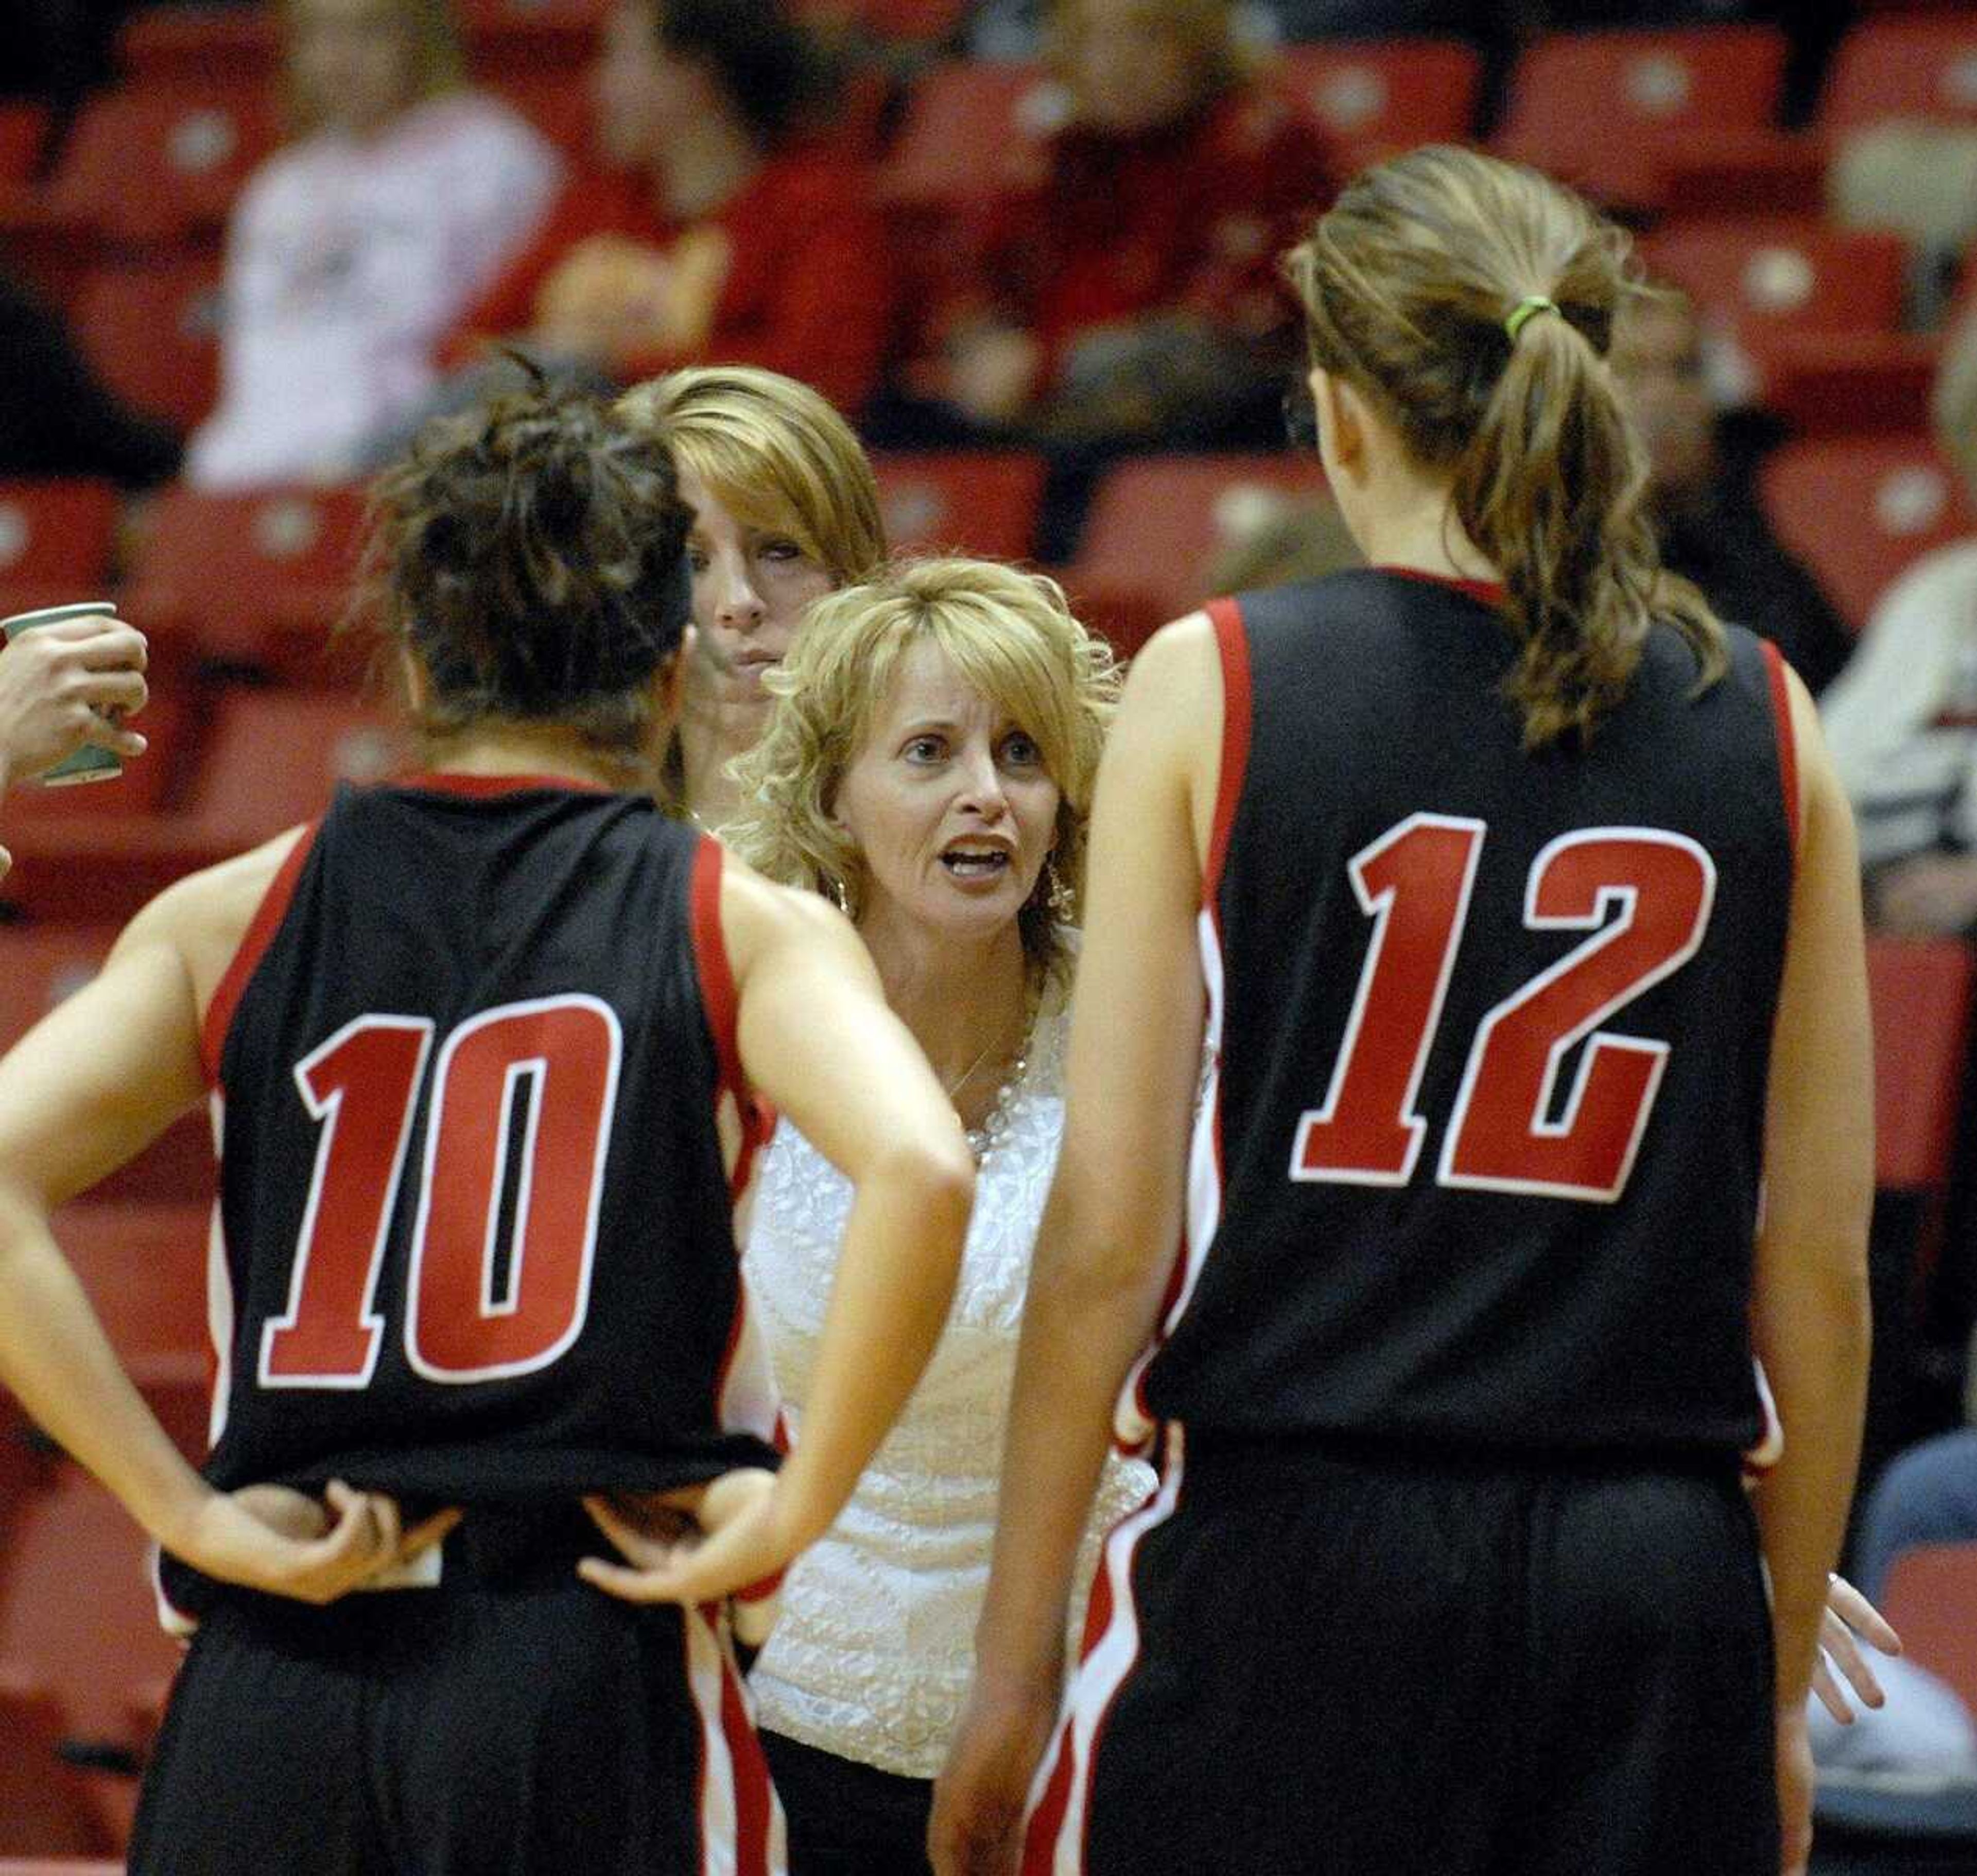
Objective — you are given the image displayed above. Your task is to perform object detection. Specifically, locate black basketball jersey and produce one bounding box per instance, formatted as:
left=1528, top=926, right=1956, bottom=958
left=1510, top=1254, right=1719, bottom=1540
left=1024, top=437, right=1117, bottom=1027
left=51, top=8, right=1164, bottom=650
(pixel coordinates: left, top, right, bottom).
left=160, top=774, right=778, bottom=1614
left=1130, top=569, right=1798, bottom=1458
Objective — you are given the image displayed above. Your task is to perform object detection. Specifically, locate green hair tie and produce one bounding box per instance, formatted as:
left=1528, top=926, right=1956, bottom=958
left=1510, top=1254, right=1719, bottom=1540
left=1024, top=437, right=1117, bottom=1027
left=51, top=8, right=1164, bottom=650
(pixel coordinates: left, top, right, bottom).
left=1504, top=296, right=1560, bottom=343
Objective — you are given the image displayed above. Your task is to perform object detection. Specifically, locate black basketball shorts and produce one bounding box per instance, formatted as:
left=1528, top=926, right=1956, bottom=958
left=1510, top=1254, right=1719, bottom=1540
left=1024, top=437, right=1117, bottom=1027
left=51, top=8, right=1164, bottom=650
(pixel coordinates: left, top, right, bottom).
left=1023, top=1429, right=1777, bottom=1876
left=129, top=1505, right=784, bottom=1876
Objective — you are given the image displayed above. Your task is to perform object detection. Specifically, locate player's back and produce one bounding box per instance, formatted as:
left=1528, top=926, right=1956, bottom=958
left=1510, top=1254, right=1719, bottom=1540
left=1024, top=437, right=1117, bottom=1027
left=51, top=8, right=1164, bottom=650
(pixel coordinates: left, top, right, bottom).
left=1142, top=567, right=1796, bottom=1458
left=192, top=772, right=774, bottom=1514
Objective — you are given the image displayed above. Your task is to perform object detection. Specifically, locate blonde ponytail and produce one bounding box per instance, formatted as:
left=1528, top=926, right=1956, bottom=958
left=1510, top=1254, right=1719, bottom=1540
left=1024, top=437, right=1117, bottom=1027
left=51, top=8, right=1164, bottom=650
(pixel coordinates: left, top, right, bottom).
left=1286, top=146, right=1726, bottom=751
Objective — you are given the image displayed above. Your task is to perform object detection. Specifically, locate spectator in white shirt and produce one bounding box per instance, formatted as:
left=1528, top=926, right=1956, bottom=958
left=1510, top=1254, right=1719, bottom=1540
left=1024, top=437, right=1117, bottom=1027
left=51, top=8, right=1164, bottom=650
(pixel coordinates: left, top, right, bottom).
left=185, top=0, right=562, bottom=490
left=1822, top=307, right=1977, bottom=935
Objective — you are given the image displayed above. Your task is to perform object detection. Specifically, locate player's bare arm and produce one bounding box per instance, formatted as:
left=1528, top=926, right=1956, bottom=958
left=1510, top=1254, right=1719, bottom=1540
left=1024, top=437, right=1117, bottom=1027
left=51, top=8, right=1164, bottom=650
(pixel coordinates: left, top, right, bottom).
left=1749, top=666, right=1875, bottom=1876
left=933, top=614, right=1219, bottom=1876
left=0, top=830, right=427, bottom=1603
left=579, top=857, right=974, bottom=1610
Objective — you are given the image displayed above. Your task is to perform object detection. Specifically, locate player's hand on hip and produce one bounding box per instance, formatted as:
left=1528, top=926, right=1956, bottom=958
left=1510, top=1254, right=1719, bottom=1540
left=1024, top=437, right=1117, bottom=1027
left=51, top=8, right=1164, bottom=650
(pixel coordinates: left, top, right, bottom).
left=578, top=1467, right=789, bottom=1607
left=929, top=1675, right=1059, bottom=1876
left=1775, top=1704, right=1815, bottom=1876
left=175, top=1479, right=449, bottom=1605
left=1811, top=1572, right=1901, bottom=1724
left=0, top=612, right=149, bottom=779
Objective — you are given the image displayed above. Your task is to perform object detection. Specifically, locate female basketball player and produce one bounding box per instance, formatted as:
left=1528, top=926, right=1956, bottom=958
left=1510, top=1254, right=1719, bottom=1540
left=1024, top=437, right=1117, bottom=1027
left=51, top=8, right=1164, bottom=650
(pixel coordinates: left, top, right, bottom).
left=935, top=146, right=1874, bottom=1876
left=0, top=384, right=973, bottom=1875
left=616, top=364, right=887, bottom=830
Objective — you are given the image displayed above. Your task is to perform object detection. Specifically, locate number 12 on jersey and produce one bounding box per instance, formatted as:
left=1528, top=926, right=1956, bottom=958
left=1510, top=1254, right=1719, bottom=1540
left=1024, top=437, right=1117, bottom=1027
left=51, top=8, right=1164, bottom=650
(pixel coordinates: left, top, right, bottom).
left=1290, top=814, right=1716, bottom=1203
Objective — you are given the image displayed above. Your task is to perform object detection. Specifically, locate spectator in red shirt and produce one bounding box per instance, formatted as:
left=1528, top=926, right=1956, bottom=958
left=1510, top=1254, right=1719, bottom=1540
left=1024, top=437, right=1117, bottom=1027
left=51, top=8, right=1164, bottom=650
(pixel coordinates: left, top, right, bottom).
left=440, top=0, right=894, bottom=418
left=878, top=0, right=1337, bottom=554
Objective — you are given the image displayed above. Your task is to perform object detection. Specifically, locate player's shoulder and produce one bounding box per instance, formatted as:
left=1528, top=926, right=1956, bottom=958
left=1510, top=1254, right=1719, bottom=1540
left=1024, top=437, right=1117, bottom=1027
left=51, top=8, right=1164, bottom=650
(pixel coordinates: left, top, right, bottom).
left=713, top=846, right=858, bottom=965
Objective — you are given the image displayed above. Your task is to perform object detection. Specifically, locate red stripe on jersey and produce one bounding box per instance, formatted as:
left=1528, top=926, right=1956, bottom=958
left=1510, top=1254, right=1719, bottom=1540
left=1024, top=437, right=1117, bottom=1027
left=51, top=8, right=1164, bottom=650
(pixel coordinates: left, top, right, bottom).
left=1204, top=599, right=1253, bottom=905
left=1371, top=564, right=1508, bottom=609
left=200, top=823, right=320, bottom=1087
left=1760, top=641, right=1800, bottom=862
left=1024, top=1727, right=1079, bottom=1874
left=689, top=837, right=768, bottom=1198
left=721, top=1649, right=776, bottom=1876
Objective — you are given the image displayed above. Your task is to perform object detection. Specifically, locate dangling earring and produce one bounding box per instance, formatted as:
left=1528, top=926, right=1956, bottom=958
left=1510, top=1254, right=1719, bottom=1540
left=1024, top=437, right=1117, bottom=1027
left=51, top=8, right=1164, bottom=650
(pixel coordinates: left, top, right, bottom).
left=828, top=870, right=855, bottom=918
left=1046, top=857, right=1075, bottom=923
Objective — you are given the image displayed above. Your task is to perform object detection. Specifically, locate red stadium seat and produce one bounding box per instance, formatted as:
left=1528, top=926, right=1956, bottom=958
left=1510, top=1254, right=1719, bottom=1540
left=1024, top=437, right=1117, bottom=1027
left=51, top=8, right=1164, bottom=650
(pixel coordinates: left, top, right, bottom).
left=1880, top=1542, right=1977, bottom=1720
left=1760, top=330, right=1942, bottom=438
left=0, top=816, right=234, bottom=928
left=872, top=452, right=1047, bottom=562
left=1820, top=14, right=1977, bottom=139
left=486, top=68, right=594, bottom=161
left=1070, top=452, right=1328, bottom=625
left=1493, top=26, right=1788, bottom=213
left=120, top=485, right=372, bottom=680
left=1641, top=217, right=1908, bottom=340
left=178, top=689, right=406, bottom=847
left=0, top=1457, right=190, bottom=1850
left=71, top=254, right=223, bottom=434
left=50, top=1202, right=212, bottom=1364
left=0, top=481, right=120, bottom=618
left=1761, top=435, right=1977, bottom=631
left=880, top=60, right=1056, bottom=208
left=117, top=5, right=281, bottom=89
left=1273, top=38, right=1482, bottom=172
left=1651, top=128, right=1826, bottom=219
left=1866, top=937, right=1976, bottom=1194
left=0, top=1679, right=115, bottom=1858
left=0, top=105, right=47, bottom=190
left=47, top=82, right=277, bottom=248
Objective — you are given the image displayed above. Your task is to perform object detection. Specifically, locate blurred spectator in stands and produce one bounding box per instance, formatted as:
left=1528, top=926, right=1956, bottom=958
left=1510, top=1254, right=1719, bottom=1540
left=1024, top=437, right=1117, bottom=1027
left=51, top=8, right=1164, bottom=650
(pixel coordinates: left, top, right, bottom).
left=1823, top=306, right=1977, bottom=936
left=0, top=271, right=181, bottom=487
left=184, top=0, right=560, bottom=491
left=883, top=0, right=1336, bottom=559
left=1610, top=283, right=1852, bottom=693
left=439, top=0, right=893, bottom=419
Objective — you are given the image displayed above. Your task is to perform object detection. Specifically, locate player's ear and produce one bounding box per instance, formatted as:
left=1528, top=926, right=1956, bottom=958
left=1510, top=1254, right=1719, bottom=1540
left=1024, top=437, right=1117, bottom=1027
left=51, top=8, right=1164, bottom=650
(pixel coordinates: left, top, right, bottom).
left=1309, top=365, right=1364, bottom=478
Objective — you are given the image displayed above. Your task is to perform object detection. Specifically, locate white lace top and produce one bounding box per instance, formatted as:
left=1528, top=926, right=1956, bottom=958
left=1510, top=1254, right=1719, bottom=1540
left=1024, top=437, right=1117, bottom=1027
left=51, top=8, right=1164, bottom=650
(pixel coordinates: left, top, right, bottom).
left=741, top=999, right=1155, bottom=1778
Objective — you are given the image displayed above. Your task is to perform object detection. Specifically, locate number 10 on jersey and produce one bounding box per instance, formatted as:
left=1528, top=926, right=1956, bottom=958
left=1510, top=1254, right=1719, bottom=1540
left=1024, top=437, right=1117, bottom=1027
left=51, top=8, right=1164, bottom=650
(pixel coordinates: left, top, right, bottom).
left=259, top=994, right=622, bottom=1388
left=1290, top=814, right=1716, bottom=1204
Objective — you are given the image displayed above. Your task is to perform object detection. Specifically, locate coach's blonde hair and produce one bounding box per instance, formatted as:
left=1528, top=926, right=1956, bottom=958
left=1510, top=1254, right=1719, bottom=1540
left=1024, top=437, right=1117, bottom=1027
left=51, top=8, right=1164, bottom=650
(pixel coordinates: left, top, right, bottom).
left=616, top=366, right=886, bottom=588
left=282, top=0, right=465, bottom=138
left=726, top=558, right=1120, bottom=984
left=1287, top=144, right=1727, bottom=751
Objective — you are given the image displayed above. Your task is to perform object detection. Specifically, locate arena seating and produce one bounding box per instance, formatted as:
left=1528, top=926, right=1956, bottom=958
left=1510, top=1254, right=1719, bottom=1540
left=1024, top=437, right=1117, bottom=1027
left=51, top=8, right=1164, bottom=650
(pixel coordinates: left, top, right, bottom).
left=71, top=253, right=224, bottom=434
left=174, top=687, right=404, bottom=846
left=1761, top=434, right=1977, bottom=632
left=119, top=484, right=373, bottom=679
left=1271, top=38, right=1482, bottom=174
left=1071, top=452, right=1328, bottom=625
left=45, top=81, right=276, bottom=251
left=1490, top=25, right=1789, bottom=213
left=1818, top=12, right=1977, bottom=139
left=0, top=479, right=120, bottom=619
left=117, top=5, right=280, bottom=89
left=1867, top=937, right=1977, bottom=1200
left=872, top=451, right=1049, bottom=563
